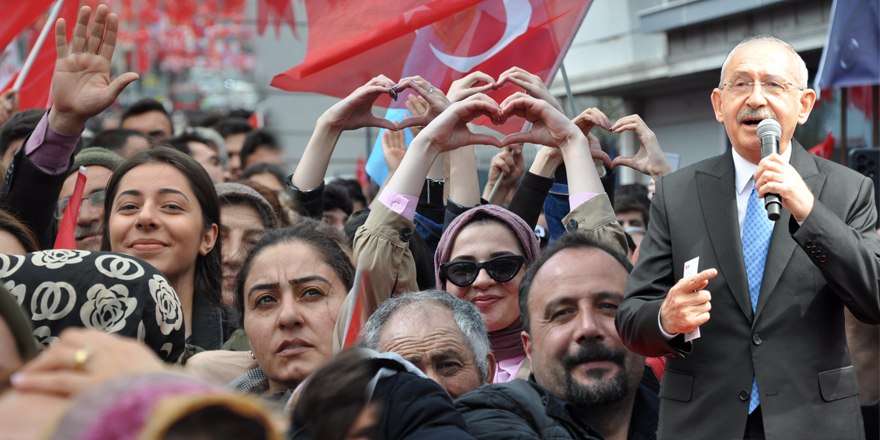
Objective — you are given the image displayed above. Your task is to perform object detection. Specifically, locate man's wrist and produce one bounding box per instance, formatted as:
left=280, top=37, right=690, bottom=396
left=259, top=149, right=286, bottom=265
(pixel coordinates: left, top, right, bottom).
left=47, top=109, right=86, bottom=136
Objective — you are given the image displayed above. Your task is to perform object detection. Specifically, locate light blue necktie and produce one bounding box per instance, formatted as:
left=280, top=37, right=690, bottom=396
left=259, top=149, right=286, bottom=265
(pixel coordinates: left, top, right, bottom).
left=741, top=186, right=773, bottom=414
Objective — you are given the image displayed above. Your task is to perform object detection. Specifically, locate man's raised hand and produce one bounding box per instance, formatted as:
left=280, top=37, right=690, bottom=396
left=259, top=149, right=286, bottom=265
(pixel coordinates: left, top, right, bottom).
left=50, top=5, right=138, bottom=135
left=659, top=268, right=717, bottom=335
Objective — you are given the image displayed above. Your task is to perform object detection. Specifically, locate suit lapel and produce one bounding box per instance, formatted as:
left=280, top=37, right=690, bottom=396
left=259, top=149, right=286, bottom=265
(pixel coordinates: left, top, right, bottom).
left=696, top=150, right=753, bottom=320
left=754, top=142, right=825, bottom=322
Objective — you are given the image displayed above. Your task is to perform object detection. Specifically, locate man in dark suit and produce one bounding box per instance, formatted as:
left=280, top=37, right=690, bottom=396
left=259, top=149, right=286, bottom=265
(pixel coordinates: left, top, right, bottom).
left=616, top=35, right=880, bottom=439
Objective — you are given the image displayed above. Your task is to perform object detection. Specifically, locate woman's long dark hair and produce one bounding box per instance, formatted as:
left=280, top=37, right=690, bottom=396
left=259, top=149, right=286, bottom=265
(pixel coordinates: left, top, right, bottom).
left=101, top=147, right=223, bottom=305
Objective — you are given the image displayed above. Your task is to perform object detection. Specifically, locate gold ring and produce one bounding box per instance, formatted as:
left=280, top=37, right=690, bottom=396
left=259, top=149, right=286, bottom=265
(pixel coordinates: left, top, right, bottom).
left=73, top=347, right=92, bottom=371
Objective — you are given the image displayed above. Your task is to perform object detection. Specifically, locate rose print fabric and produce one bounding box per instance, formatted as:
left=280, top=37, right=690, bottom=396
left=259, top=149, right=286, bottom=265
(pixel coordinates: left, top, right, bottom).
left=0, top=250, right=185, bottom=363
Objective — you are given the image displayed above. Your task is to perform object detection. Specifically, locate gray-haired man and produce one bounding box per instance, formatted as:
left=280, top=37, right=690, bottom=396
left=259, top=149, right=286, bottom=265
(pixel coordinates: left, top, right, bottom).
left=360, top=289, right=497, bottom=399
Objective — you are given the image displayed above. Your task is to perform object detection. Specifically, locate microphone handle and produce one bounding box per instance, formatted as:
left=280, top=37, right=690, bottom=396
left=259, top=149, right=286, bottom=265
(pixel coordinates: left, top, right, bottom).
left=761, top=134, right=782, bottom=221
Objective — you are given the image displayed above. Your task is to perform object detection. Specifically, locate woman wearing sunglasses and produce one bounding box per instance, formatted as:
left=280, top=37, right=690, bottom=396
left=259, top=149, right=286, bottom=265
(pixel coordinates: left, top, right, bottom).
left=433, top=204, right=541, bottom=383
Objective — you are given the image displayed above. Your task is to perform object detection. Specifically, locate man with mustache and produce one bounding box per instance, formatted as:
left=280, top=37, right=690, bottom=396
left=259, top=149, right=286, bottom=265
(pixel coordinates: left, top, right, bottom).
left=617, top=35, right=880, bottom=439
left=456, top=233, right=658, bottom=440
left=56, top=147, right=123, bottom=250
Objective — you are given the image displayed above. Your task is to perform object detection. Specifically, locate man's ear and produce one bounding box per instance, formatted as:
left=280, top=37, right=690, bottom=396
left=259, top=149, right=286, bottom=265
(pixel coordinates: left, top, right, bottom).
left=710, top=89, right=725, bottom=124
left=485, top=352, right=497, bottom=384
left=797, top=89, right=817, bottom=124
left=522, top=330, right=532, bottom=362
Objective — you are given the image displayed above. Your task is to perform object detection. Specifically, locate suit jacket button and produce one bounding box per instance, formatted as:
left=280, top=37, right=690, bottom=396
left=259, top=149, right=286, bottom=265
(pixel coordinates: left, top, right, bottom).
left=804, top=240, right=813, bottom=248
left=739, top=390, right=750, bottom=401
left=566, top=219, right=578, bottom=231
left=752, top=334, right=762, bottom=345
left=399, top=227, right=412, bottom=242
left=819, top=255, right=827, bottom=263
left=814, top=250, right=822, bottom=259
left=810, top=246, right=818, bottom=253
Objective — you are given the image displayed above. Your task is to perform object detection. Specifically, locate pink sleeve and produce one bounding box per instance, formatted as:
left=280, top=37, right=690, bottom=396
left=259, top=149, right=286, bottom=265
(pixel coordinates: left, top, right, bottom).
left=568, top=192, right=600, bottom=212
left=378, top=188, right=419, bottom=221
left=24, top=111, right=81, bottom=175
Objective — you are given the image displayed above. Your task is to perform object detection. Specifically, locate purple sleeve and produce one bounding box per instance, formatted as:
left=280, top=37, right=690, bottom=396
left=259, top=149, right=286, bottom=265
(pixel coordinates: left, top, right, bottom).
left=24, top=111, right=81, bottom=175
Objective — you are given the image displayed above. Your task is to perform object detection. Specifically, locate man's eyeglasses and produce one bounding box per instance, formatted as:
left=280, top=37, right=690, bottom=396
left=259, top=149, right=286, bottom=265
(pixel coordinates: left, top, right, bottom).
left=440, top=255, right=526, bottom=287
left=723, top=76, right=804, bottom=97
left=55, top=191, right=105, bottom=219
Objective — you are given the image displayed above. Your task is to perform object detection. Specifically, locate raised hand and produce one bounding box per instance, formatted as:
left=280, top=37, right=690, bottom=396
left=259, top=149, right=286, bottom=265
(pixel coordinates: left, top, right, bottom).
left=404, top=95, right=428, bottom=137
left=610, top=114, right=674, bottom=180
left=446, top=71, right=496, bottom=103
left=0, top=89, right=19, bottom=126
left=50, top=5, right=139, bottom=135
left=394, top=75, right=451, bottom=130
left=572, top=107, right=612, bottom=137
left=500, top=93, right=610, bottom=166
left=417, top=93, right=502, bottom=153
left=382, top=128, right=407, bottom=174
left=483, top=144, right=525, bottom=203
left=496, top=67, right=563, bottom=113
left=321, top=75, right=398, bottom=131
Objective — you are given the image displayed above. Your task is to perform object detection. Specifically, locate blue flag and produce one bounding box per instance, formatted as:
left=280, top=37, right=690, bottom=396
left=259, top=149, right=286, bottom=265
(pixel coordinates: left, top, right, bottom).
left=814, top=0, right=880, bottom=93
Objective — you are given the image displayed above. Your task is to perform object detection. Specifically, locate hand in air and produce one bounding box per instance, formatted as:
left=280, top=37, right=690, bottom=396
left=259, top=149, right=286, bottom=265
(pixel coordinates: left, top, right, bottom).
left=499, top=93, right=611, bottom=167
left=321, top=75, right=399, bottom=132
left=446, top=71, right=497, bottom=103
left=416, top=93, right=502, bottom=152
left=497, top=66, right=564, bottom=113
left=394, top=76, right=451, bottom=130
left=610, top=114, right=674, bottom=180
left=50, top=5, right=139, bottom=135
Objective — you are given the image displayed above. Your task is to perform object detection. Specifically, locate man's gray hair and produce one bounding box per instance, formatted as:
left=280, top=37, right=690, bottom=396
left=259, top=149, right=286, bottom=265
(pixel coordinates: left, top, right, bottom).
left=719, top=34, right=809, bottom=89
left=358, top=289, right=493, bottom=384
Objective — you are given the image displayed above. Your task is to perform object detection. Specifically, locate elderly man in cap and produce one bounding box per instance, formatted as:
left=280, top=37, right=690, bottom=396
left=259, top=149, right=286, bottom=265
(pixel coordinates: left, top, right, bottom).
left=56, top=147, right=124, bottom=250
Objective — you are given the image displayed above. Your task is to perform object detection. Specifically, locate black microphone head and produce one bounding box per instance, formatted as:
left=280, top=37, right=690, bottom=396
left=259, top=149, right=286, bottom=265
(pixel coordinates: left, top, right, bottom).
left=756, top=119, right=782, bottom=140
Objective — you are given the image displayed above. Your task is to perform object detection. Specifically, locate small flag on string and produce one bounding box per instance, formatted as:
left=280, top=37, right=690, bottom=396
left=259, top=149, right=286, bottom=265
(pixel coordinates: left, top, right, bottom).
left=54, top=166, right=87, bottom=250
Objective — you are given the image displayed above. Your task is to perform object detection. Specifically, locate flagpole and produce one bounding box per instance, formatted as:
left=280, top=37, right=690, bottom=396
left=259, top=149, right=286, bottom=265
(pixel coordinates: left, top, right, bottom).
left=560, top=63, right=577, bottom=118
left=12, top=0, right=64, bottom=93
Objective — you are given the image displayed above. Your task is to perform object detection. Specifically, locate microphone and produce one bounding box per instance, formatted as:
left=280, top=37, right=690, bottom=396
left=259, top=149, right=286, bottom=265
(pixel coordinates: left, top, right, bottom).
left=756, top=119, right=783, bottom=221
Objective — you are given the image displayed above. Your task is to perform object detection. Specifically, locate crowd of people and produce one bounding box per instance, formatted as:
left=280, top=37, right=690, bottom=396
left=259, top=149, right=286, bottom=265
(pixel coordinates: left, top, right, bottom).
left=0, top=4, right=878, bottom=440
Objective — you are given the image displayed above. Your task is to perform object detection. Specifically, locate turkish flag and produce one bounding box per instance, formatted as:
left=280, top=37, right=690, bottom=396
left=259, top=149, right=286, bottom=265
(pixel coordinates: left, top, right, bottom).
left=1, top=0, right=79, bottom=110
left=271, top=0, right=594, bottom=135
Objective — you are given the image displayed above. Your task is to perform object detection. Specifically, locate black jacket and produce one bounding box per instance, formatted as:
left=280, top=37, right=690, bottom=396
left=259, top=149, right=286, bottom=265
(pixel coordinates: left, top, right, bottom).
left=0, top=141, right=69, bottom=249
left=455, top=378, right=659, bottom=440
left=292, top=370, right=475, bottom=440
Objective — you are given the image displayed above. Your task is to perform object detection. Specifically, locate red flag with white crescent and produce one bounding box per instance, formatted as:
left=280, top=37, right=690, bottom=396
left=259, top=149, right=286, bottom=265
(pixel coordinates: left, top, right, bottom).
left=271, top=0, right=593, bottom=134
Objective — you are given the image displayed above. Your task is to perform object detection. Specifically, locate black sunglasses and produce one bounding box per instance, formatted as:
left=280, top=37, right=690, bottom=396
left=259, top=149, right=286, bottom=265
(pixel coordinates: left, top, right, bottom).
left=440, top=255, right=526, bottom=287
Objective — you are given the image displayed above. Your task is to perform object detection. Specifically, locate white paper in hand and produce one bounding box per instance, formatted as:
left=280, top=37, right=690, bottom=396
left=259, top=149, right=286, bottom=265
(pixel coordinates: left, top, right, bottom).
left=683, top=256, right=701, bottom=342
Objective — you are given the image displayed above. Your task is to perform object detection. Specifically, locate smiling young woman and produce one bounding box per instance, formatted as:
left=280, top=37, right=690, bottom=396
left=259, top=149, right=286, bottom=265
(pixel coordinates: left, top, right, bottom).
left=101, top=147, right=227, bottom=351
